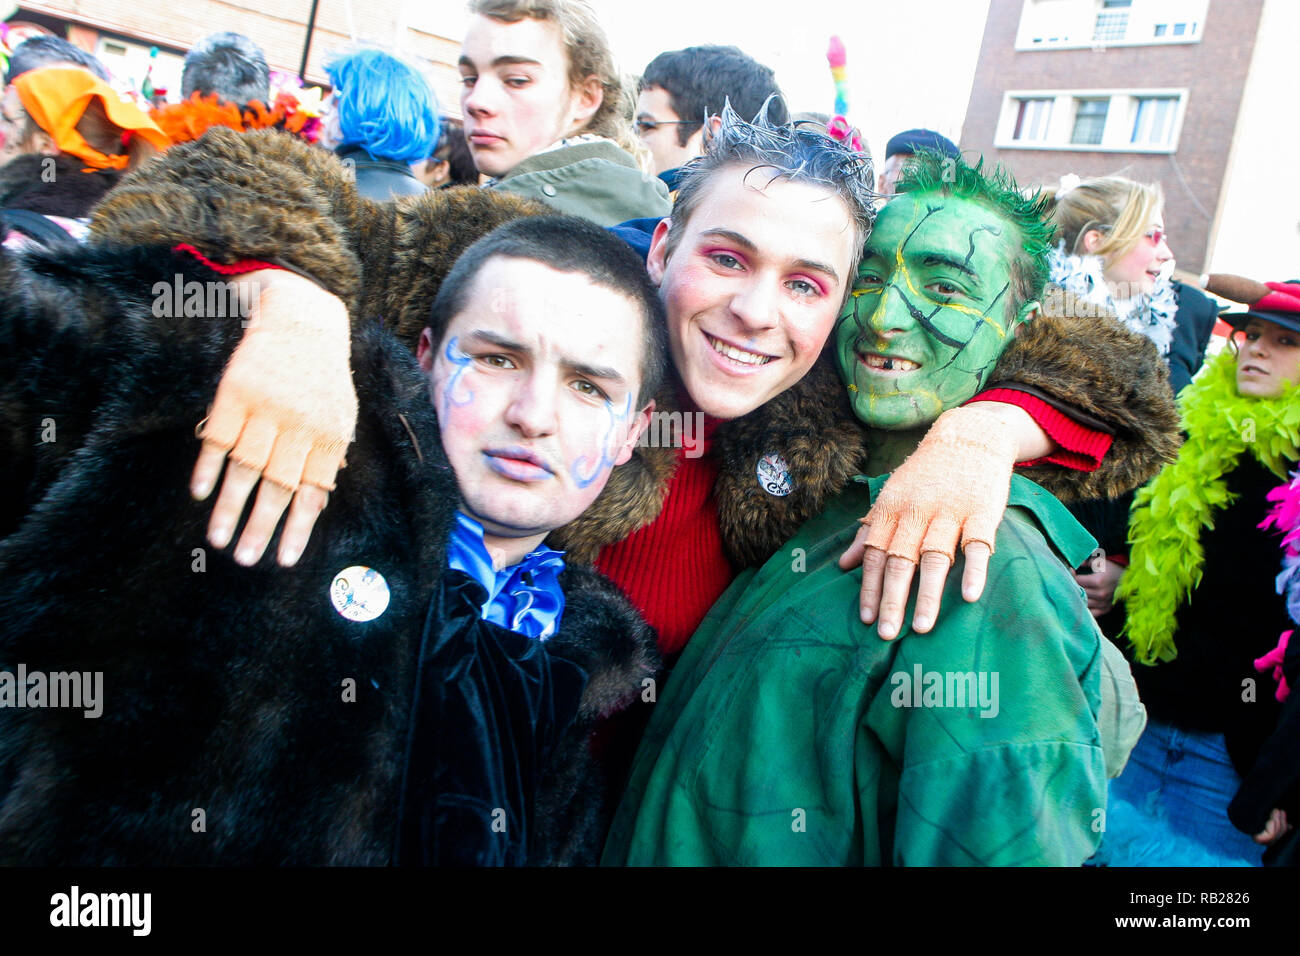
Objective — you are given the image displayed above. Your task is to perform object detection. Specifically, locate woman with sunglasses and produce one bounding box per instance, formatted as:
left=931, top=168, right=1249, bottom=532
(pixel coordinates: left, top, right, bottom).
left=1104, top=281, right=1300, bottom=864
left=1047, top=176, right=1221, bottom=634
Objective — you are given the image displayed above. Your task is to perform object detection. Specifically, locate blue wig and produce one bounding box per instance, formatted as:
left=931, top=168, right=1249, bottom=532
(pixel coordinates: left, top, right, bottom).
left=324, top=48, right=440, bottom=164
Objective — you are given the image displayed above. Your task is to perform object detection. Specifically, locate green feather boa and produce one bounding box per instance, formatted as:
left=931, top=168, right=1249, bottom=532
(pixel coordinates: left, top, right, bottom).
left=1118, top=348, right=1300, bottom=664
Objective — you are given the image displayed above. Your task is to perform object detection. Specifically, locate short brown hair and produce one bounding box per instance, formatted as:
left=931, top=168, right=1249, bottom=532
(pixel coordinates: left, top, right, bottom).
left=431, top=215, right=667, bottom=406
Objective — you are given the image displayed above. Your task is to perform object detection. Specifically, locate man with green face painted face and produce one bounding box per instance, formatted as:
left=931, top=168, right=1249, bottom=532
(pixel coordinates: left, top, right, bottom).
left=602, top=154, right=1129, bottom=867
left=837, top=187, right=1039, bottom=437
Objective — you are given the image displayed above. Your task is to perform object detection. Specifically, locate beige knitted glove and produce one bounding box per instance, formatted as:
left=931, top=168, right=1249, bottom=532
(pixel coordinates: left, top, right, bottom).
left=198, top=270, right=355, bottom=490
left=191, top=269, right=355, bottom=567
left=861, top=403, right=1020, bottom=562
left=842, top=402, right=1026, bottom=638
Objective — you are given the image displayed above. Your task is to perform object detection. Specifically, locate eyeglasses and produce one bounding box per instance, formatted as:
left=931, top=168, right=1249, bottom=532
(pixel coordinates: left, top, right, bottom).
left=1144, top=228, right=1168, bottom=246
left=635, top=117, right=699, bottom=135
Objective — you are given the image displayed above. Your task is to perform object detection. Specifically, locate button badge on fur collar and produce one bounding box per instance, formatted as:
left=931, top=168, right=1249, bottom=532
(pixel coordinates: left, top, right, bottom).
left=330, top=566, right=391, bottom=622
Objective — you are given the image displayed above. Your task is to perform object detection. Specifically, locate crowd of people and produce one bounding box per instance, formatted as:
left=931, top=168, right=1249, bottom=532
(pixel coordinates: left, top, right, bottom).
left=0, top=0, right=1295, bottom=868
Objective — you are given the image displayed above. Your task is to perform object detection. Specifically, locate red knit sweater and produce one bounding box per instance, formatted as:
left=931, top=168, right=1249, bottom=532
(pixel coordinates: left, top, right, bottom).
left=595, top=420, right=732, bottom=660
left=594, top=390, right=1110, bottom=657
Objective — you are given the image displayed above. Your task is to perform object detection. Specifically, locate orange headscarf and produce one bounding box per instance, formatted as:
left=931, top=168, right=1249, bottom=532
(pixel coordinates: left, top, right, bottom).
left=13, top=67, right=169, bottom=170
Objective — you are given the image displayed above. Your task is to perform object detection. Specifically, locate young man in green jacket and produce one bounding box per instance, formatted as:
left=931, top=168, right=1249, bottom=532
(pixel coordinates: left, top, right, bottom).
left=603, top=154, right=1144, bottom=866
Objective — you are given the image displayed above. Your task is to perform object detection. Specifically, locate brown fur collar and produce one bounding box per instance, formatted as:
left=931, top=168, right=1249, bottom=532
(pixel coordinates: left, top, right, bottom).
left=706, top=287, right=1180, bottom=567
left=91, top=128, right=371, bottom=307
left=92, top=127, right=551, bottom=352
left=993, top=285, right=1181, bottom=501
left=381, top=185, right=549, bottom=351
left=711, top=356, right=868, bottom=567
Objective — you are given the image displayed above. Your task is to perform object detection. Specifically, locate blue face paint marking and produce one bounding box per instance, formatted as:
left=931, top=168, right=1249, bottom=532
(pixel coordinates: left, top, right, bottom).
left=439, top=336, right=475, bottom=420
left=569, top=393, right=634, bottom=489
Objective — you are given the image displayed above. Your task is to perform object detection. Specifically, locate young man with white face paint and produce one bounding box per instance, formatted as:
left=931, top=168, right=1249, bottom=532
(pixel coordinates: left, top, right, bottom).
left=0, top=214, right=666, bottom=866
left=415, top=221, right=658, bottom=576
left=397, top=215, right=666, bottom=864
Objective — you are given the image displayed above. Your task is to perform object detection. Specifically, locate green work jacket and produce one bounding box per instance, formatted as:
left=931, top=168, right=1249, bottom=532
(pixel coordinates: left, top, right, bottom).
left=603, top=474, right=1109, bottom=866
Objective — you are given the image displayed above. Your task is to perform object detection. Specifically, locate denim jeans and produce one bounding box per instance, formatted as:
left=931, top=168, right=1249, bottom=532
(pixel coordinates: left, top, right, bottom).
left=1108, top=718, right=1265, bottom=865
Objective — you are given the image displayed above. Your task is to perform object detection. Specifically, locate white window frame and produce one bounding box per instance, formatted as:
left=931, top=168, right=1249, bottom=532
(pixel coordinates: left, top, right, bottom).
left=993, top=88, right=1188, bottom=153
left=1093, top=1, right=1133, bottom=45
left=1011, top=97, right=1056, bottom=143
left=1015, top=0, right=1207, bottom=51
left=1070, top=97, right=1111, bottom=145
left=1130, top=94, right=1180, bottom=147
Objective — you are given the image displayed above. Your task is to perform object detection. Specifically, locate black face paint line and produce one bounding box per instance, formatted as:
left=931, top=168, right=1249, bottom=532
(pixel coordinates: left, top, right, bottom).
left=962, top=224, right=1001, bottom=274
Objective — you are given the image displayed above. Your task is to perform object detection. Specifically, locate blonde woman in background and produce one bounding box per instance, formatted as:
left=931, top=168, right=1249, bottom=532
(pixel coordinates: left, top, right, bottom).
left=1049, top=175, right=1219, bottom=395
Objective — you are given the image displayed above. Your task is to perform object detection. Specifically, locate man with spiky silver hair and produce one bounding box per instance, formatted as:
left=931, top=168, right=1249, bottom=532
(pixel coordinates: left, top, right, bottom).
left=181, top=32, right=270, bottom=109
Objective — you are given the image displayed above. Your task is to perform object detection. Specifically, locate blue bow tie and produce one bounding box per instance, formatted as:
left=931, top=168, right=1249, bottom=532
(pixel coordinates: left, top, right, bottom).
left=446, top=512, right=566, bottom=640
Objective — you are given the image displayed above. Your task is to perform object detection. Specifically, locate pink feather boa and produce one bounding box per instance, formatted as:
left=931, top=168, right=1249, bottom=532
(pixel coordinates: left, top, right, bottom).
left=1258, top=469, right=1300, bottom=700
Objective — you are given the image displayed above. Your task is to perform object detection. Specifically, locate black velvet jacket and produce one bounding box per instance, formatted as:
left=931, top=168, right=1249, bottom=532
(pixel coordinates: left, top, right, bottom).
left=0, top=241, right=656, bottom=865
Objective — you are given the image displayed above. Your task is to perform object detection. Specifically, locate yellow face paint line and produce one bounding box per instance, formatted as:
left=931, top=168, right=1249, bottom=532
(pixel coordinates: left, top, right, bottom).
left=853, top=201, right=1005, bottom=351
left=938, top=300, right=1006, bottom=337
left=892, top=201, right=931, bottom=305
left=893, top=247, right=1007, bottom=338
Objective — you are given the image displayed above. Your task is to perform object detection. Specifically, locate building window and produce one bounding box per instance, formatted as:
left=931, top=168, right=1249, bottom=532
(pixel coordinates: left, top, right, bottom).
left=1094, top=0, right=1132, bottom=43
left=1013, top=98, right=1054, bottom=142
left=1152, top=19, right=1199, bottom=39
left=1131, top=96, right=1178, bottom=146
left=1071, top=98, right=1109, bottom=145
left=1018, top=0, right=1205, bottom=50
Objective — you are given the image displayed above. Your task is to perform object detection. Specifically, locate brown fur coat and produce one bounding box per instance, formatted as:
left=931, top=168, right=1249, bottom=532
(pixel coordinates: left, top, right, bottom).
left=94, top=128, right=1179, bottom=570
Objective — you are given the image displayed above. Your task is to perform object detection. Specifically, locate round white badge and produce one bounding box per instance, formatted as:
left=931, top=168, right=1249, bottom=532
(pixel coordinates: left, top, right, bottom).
left=756, top=453, right=794, bottom=497
left=330, top=566, right=391, bottom=622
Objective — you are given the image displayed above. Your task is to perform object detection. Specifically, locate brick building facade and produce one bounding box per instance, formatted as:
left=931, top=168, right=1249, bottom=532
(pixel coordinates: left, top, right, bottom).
left=962, top=0, right=1264, bottom=273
